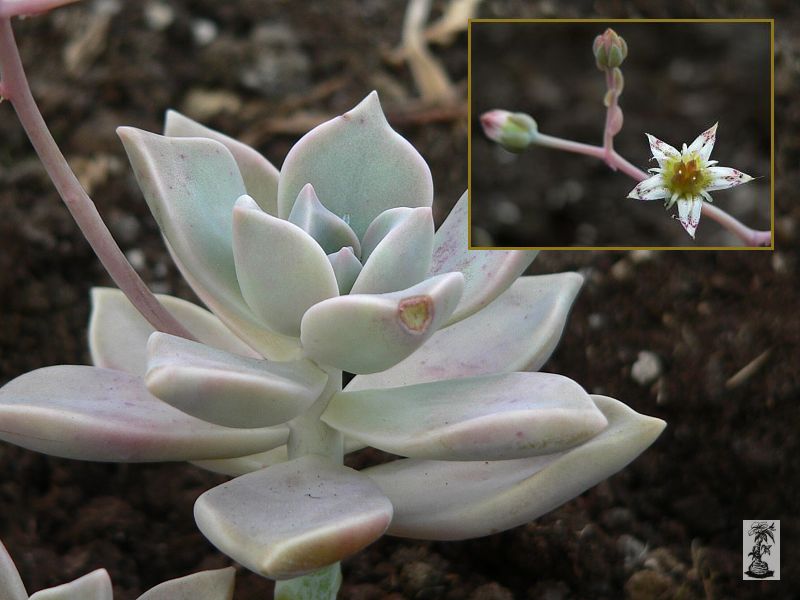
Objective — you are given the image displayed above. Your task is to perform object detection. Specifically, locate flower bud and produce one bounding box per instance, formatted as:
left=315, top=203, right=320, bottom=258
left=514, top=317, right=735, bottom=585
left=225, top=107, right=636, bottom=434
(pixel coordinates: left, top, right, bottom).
left=593, top=28, right=628, bottom=70
left=479, top=110, right=538, bottom=154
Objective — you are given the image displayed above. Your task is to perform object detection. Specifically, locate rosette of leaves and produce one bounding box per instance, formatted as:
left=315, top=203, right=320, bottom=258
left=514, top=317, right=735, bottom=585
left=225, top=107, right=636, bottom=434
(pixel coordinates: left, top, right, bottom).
left=0, top=538, right=235, bottom=600
left=0, top=92, right=665, bottom=598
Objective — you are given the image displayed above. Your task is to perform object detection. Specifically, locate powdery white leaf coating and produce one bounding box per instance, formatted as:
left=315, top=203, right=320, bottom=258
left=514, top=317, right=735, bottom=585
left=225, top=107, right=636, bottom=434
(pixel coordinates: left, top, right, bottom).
left=0, top=366, right=287, bottom=461
left=347, top=272, right=583, bottom=391
left=136, top=567, right=235, bottom=600
left=288, top=184, right=361, bottom=256
left=0, top=540, right=27, bottom=600
left=28, top=569, right=112, bottom=600
left=327, top=247, right=362, bottom=295
left=277, top=91, right=433, bottom=238
left=150, top=339, right=320, bottom=420
left=300, top=272, right=465, bottom=374
left=364, top=396, right=665, bottom=540
left=323, top=372, right=607, bottom=461
left=350, top=207, right=434, bottom=294
left=164, top=109, right=280, bottom=216
left=117, top=128, right=249, bottom=331
left=360, top=207, right=414, bottom=261
left=429, top=192, right=538, bottom=325
left=89, top=287, right=260, bottom=377
left=164, top=239, right=301, bottom=361
left=191, top=445, right=289, bottom=477
left=233, top=195, right=339, bottom=337
left=194, top=455, right=393, bottom=580
left=145, top=333, right=328, bottom=428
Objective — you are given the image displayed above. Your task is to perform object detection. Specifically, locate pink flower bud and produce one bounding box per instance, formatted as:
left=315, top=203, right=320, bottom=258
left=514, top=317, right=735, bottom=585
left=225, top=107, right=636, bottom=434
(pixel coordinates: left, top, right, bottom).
left=479, top=110, right=538, bottom=154
left=593, top=28, right=628, bottom=70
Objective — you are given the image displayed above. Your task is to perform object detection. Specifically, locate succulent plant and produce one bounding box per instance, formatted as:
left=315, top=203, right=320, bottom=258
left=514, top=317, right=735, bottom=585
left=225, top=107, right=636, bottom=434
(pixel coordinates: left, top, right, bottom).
left=0, top=92, right=664, bottom=599
left=0, top=538, right=235, bottom=600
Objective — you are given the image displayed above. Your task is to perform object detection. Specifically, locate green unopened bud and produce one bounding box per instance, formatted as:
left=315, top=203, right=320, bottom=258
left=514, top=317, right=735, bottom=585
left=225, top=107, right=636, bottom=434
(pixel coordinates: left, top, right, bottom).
left=480, top=110, right=538, bottom=153
left=593, top=28, right=628, bottom=70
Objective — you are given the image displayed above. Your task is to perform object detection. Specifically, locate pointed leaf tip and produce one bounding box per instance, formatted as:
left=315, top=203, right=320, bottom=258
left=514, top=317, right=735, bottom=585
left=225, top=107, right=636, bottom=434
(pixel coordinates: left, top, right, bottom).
left=277, top=92, right=433, bottom=238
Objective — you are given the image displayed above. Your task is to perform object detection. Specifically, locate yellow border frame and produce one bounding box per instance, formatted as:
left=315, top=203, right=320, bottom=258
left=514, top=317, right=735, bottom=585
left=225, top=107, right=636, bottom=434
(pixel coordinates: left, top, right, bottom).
left=467, top=18, right=775, bottom=251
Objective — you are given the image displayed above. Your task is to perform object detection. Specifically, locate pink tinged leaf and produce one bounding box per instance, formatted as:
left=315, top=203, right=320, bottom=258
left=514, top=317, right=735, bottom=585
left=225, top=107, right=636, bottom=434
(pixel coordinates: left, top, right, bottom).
left=164, top=110, right=280, bottom=216
left=327, top=247, right=362, bottom=295
left=705, top=166, right=754, bottom=192
left=429, top=192, right=538, bottom=325
left=350, top=207, right=434, bottom=294
left=116, top=128, right=262, bottom=343
left=300, top=272, right=464, bottom=374
left=194, top=455, right=393, bottom=580
left=322, top=372, right=607, bottom=461
left=287, top=184, right=361, bottom=256
left=0, top=0, right=80, bottom=18
left=276, top=91, right=433, bottom=239
left=164, top=240, right=301, bottom=361
left=0, top=540, right=27, bottom=600
left=627, top=174, right=669, bottom=201
left=232, top=195, right=339, bottom=337
left=28, top=569, right=112, bottom=600
left=645, top=133, right=680, bottom=167
left=0, top=366, right=287, bottom=462
left=191, top=445, right=289, bottom=477
left=347, top=273, right=583, bottom=390
left=363, top=396, right=665, bottom=540
left=89, top=287, right=260, bottom=377
left=136, top=567, right=235, bottom=600
left=145, top=333, right=328, bottom=428
left=686, top=122, right=718, bottom=162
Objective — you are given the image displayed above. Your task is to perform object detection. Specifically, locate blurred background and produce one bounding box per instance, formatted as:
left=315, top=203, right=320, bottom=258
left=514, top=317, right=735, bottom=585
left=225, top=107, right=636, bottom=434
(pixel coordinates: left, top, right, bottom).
left=470, top=21, right=772, bottom=247
left=0, top=1, right=798, bottom=599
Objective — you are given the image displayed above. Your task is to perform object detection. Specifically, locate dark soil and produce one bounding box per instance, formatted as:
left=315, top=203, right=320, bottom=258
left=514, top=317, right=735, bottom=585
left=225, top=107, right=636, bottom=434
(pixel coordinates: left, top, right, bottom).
left=1, top=1, right=798, bottom=599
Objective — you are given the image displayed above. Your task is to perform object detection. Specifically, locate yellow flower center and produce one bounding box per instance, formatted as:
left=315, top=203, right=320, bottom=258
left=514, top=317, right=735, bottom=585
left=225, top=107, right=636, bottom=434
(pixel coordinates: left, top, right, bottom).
left=663, top=153, right=709, bottom=197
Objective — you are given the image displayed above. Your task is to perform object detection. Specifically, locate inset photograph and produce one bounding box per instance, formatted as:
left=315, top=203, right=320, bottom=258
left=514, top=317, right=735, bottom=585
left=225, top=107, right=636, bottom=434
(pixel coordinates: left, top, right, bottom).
left=469, top=20, right=773, bottom=249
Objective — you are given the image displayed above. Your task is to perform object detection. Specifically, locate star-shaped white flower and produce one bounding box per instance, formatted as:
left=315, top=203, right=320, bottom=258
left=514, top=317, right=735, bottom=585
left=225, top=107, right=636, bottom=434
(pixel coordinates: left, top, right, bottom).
left=627, top=123, right=754, bottom=238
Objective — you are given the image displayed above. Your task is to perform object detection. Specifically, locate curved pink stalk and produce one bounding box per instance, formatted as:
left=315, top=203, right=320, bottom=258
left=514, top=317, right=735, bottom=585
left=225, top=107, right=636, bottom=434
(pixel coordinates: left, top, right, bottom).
left=0, top=17, right=195, bottom=338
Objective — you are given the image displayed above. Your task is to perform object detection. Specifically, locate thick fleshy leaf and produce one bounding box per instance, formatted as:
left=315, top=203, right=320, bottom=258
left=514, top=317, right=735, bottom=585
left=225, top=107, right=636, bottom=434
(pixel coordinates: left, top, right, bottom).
left=705, top=166, right=754, bottom=191
left=348, top=273, right=583, bottom=390
left=627, top=174, right=670, bottom=201
left=165, top=240, right=301, bottom=361
left=29, top=570, right=112, bottom=600
left=117, top=128, right=247, bottom=330
left=645, top=133, right=680, bottom=167
left=89, top=288, right=260, bottom=377
left=301, top=272, right=464, bottom=374
left=686, top=122, right=718, bottom=162
left=429, top=192, right=537, bottom=325
left=0, top=366, right=287, bottom=461
left=350, top=207, right=433, bottom=294
left=364, top=396, right=665, bottom=540
left=145, top=333, right=327, bottom=428
left=192, top=446, right=289, bottom=477
left=360, top=207, right=412, bottom=261
left=274, top=564, right=341, bottom=600
left=137, top=567, right=235, bottom=600
left=288, top=184, right=361, bottom=256
left=323, top=373, right=607, bottom=461
left=277, top=91, right=433, bottom=238
left=233, top=196, right=339, bottom=337
left=327, top=247, right=362, bottom=295
left=194, top=455, right=393, bottom=580
left=0, top=540, right=27, bottom=600
left=164, top=110, right=280, bottom=215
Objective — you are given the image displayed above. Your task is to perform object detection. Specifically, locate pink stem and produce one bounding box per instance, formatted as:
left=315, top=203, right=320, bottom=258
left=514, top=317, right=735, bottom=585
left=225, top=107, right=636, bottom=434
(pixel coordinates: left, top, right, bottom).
left=602, top=69, right=617, bottom=168
left=0, top=17, right=195, bottom=338
left=533, top=132, right=771, bottom=246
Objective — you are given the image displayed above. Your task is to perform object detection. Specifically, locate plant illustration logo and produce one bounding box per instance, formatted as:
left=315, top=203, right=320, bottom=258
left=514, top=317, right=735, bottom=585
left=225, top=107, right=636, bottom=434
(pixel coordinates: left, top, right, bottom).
left=743, top=520, right=780, bottom=580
